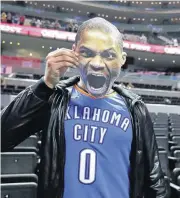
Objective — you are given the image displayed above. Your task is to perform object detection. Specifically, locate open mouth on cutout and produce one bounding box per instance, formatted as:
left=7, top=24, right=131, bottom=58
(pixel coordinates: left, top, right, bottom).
left=87, top=73, right=107, bottom=90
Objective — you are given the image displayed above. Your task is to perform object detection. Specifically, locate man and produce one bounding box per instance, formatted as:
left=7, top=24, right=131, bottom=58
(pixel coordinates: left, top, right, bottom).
left=1, top=17, right=170, bottom=198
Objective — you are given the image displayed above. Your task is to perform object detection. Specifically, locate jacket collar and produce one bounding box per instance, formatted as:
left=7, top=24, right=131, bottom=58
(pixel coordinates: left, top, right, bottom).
left=56, top=76, right=80, bottom=89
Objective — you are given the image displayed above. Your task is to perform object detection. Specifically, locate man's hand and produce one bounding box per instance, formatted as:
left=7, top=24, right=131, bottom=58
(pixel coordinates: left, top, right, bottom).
left=44, top=48, right=79, bottom=89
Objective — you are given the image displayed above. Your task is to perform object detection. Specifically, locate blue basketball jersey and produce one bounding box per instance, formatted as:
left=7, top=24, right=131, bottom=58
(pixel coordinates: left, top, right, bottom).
left=63, top=85, right=132, bottom=198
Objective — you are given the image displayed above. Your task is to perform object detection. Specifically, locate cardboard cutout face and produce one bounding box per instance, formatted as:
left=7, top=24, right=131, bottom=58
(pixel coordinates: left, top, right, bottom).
left=74, top=29, right=126, bottom=98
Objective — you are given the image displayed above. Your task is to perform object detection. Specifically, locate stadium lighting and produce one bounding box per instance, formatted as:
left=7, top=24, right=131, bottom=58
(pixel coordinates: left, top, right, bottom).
left=115, top=16, right=117, bottom=19
left=42, top=46, right=44, bottom=48
left=71, top=9, right=73, bottom=11
left=29, top=53, right=32, bottom=56
left=124, top=17, right=126, bottom=19
left=133, top=18, right=136, bottom=20
left=173, top=60, right=175, bottom=63
left=49, top=47, right=52, bottom=49
left=106, top=15, right=108, bottom=18
left=10, top=42, right=12, bottom=44
left=2, top=41, right=5, bottom=44
left=119, top=16, right=122, bottom=19
left=138, top=57, right=141, bottom=60
left=43, top=4, right=45, bottom=6
left=152, top=59, right=154, bottom=62
left=52, top=5, right=55, bottom=8
left=17, top=42, right=20, bottom=46
left=78, top=10, right=81, bottom=13
left=62, top=7, right=64, bottom=10
left=48, top=5, right=50, bottom=7
left=87, top=12, right=89, bottom=14
left=142, top=18, right=145, bottom=21
left=145, top=58, right=147, bottom=61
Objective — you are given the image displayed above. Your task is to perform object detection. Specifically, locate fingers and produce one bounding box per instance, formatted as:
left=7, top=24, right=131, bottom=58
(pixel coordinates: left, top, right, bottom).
left=46, top=57, right=77, bottom=70
left=45, top=48, right=79, bottom=88
left=46, top=48, right=79, bottom=69
left=46, top=48, right=78, bottom=61
left=53, top=62, right=77, bottom=71
left=47, top=56, right=78, bottom=69
left=53, top=56, right=79, bottom=66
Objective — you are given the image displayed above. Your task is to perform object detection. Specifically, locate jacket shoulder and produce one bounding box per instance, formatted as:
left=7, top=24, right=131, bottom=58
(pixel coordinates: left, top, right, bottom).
left=112, top=83, right=141, bottom=102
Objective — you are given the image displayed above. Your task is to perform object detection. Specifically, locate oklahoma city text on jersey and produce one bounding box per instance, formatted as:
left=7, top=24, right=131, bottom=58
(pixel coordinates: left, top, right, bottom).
left=65, top=105, right=131, bottom=144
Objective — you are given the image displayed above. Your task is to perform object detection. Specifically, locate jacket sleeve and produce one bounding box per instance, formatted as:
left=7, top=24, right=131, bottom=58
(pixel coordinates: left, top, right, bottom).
left=140, top=103, right=170, bottom=198
left=1, top=78, right=54, bottom=152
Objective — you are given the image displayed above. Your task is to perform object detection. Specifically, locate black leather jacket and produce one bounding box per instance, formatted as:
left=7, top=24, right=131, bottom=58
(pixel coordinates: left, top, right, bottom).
left=1, top=76, right=170, bottom=198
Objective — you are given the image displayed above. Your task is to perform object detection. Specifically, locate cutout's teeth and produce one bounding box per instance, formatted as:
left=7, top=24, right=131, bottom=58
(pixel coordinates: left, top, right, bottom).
left=90, top=86, right=102, bottom=91
left=87, top=73, right=106, bottom=89
left=92, top=74, right=103, bottom=77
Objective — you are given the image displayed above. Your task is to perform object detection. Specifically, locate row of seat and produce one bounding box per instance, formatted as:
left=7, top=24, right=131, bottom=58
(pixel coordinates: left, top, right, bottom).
left=151, top=113, right=180, bottom=197
left=1, top=134, right=40, bottom=198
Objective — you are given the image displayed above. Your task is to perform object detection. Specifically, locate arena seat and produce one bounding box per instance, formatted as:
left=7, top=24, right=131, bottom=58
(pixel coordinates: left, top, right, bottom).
left=13, top=136, right=39, bottom=152
left=1, top=182, right=37, bottom=198
left=170, top=146, right=180, bottom=156
left=157, top=113, right=169, bottom=117
left=172, top=137, right=180, bottom=146
left=16, top=136, right=38, bottom=147
left=6, top=85, right=15, bottom=94
left=174, top=151, right=180, bottom=168
left=154, top=128, right=169, bottom=136
left=169, top=114, right=180, bottom=120
left=1, top=174, right=38, bottom=184
left=172, top=168, right=180, bottom=185
left=158, top=150, right=170, bottom=177
left=1, top=152, right=37, bottom=174
left=171, top=129, right=180, bottom=136
left=171, top=124, right=180, bottom=128
left=177, top=175, right=180, bottom=186
left=154, top=123, right=169, bottom=128
left=156, top=136, right=169, bottom=154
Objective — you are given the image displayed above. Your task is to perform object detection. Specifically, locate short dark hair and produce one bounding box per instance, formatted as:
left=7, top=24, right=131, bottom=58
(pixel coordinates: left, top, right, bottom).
left=75, top=17, right=123, bottom=51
